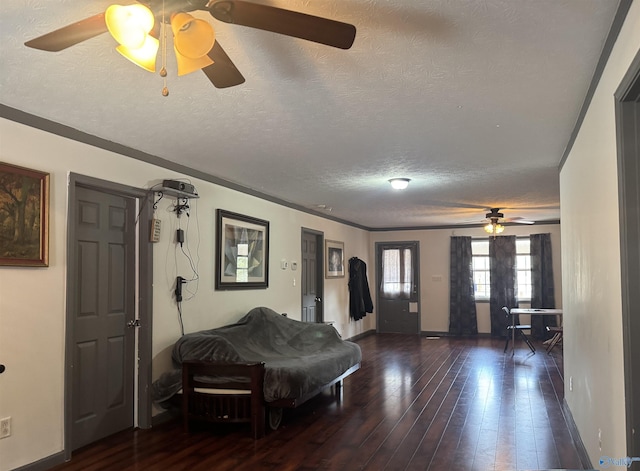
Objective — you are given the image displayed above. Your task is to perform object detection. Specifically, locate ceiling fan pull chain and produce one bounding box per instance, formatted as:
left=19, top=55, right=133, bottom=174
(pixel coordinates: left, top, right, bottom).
left=160, top=0, right=169, bottom=96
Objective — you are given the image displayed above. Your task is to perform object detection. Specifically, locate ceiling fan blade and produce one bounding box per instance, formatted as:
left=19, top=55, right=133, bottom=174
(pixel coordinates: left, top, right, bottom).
left=25, top=13, right=107, bottom=51
left=208, top=1, right=356, bottom=49
left=505, top=217, right=535, bottom=225
left=201, top=41, right=245, bottom=88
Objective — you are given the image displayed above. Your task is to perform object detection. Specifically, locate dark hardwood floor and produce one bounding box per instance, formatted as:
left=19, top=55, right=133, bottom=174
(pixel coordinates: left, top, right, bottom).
left=50, top=334, right=587, bottom=471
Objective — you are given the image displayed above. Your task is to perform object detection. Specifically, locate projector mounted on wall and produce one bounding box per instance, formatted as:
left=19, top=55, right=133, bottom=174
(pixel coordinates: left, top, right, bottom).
left=161, top=179, right=199, bottom=199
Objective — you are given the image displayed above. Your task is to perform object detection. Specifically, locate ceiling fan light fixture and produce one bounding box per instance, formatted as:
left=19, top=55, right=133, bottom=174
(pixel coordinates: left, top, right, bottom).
left=171, top=13, right=215, bottom=75
left=174, top=49, right=214, bottom=76
left=171, top=13, right=215, bottom=59
left=105, top=4, right=155, bottom=49
left=106, top=4, right=157, bottom=72
left=484, top=222, right=505, bottom=235
left=116, top=34, right=159, bottom=72
left=389, top=178, right=410, bottom=190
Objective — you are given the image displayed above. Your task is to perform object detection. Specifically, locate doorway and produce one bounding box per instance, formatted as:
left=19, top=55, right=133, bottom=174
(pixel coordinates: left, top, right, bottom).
left=615, top=50, right=640, bottom=458
left=376, top=241, right=420, bottom=334
left=65, top=174, right=153, bottom=456
left=301, top=229, right=323, bottom=322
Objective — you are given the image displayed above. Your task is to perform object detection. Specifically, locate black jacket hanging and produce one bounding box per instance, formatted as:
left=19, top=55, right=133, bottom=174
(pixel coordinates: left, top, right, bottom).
left=348, top=257, right=373, bottom=320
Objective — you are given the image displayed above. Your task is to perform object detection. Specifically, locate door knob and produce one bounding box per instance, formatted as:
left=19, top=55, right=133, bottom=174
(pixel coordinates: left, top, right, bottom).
left=126, top=319, right=141, bottom=328
left=315, top=297, right=322, bottom=303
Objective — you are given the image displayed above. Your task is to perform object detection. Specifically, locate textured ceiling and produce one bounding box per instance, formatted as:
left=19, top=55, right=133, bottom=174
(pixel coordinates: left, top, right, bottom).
left=0, top=0, right=620, bottom=229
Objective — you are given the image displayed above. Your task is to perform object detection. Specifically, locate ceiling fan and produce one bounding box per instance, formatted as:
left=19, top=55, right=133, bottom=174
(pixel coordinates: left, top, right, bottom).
left=485, top=208, right=535, bottom=224
left=483, top=208, right=534, bottom=235
left=24, top=0, right=357, bottom=89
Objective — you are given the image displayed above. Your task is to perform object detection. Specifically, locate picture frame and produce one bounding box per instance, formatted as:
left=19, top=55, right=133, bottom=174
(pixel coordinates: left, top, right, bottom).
left=0, top=162, right=50, bottom=267
left=325, top=239, right=345, bottom=278
left=215, top=209, right=269, bottom=290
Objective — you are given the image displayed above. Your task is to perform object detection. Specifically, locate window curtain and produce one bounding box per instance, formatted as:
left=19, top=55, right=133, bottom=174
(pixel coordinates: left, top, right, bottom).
left=530, top=233, right=557, bottom=339
left=489, top=235, right=517, bottom=337
left=449, top=236, right=478, bottom=336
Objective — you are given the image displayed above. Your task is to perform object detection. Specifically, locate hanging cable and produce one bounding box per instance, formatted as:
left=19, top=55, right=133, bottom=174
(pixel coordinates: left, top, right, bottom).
left=177, top=301, right=184, bottom=336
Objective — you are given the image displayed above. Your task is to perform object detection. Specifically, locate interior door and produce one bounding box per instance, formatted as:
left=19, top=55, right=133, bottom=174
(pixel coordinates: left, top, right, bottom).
left=301, top=229, right=323, bottom=322
left=376, top=241, right=420, bottom=334
left=615, top=57, right=640, bottom=458
left=71, top=186, right=136, bottom=450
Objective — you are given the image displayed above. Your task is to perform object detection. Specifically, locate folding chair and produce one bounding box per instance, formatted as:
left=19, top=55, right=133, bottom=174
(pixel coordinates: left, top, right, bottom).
left=503, top=306, right=536, bottom=354
left=545, top=325, right=563, bottom=353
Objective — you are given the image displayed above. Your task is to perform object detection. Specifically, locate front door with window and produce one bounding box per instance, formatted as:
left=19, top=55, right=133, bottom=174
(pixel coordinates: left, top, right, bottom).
left=376, top=242, right=420, bottom=334
left=301, top=230, right=323, bottom=322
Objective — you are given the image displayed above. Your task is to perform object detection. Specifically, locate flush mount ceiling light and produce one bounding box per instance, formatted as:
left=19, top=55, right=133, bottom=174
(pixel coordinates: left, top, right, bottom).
left=389, top=178, right=411, bottom=190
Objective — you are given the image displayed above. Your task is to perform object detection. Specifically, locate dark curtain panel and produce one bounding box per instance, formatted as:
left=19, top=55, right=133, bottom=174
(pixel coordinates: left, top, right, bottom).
left=489, top=235, right=517, bottom=337
left=449, top=236, right=478, bottom=336
left=530, top=233, right=557, bottom=339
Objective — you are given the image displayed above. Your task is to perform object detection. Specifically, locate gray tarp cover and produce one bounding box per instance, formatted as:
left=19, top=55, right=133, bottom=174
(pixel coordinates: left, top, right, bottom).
left=152, top=307, right=362, bottom=404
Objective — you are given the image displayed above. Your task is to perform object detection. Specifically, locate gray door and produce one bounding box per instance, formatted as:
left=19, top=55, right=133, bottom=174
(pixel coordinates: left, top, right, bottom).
left=301, top=230, right=323, bottom=322
left=71, top=186, right=136, bottom=450
left=376, top=242, right=420, bottom=334
left=615, top=55, right=640, bottom=457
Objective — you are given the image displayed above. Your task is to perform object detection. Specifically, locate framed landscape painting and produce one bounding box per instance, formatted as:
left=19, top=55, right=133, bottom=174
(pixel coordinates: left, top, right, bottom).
left=215, top=209, right=269, bottom=289
left=0, top=162, right=50, bottom=267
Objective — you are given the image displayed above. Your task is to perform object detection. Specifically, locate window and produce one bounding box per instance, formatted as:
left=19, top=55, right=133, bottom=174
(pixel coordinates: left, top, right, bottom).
left=516, top=238, right=532, bottom=300
left=380, top=246, right=414, bottom=299
left=471, top=238, right=531, bottom=301
left=471, top=239, right=490, bottom=300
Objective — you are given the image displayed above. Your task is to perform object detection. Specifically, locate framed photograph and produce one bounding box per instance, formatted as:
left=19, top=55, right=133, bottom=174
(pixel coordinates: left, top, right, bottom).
left=325, top=239, right=345, bottom=278
left=215, top=209, right=269, bottom=290
left=0, top=162, right=50, bottom=267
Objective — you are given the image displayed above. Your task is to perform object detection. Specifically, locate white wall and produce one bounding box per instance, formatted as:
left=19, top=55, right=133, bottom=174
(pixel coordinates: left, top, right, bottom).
left=149, top=177, right=373, bottom=383
left=560, top=0, right=640, bottom=464
left=369, top=224, right=562, bottom=334
left=0, top=118, right=374, bottom=470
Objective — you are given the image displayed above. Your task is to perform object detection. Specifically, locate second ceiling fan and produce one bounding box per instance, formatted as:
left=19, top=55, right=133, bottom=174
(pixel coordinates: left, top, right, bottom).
left=483, top=208, right=534, bottom=235
left=24, top=0, right=357, bottom=89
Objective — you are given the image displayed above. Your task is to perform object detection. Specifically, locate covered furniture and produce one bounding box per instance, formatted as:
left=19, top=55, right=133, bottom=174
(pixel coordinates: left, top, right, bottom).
left=153, top=307, right=362, bottom=437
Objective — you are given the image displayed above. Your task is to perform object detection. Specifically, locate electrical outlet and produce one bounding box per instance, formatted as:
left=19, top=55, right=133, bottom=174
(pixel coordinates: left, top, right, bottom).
left=0, top=417, right=11, bottom=439
left=598, top=428, right=602, bottom=451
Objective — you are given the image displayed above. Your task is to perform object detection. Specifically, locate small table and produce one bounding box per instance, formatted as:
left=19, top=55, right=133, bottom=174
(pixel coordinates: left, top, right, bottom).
left=509, top=308, right=563, bottom=355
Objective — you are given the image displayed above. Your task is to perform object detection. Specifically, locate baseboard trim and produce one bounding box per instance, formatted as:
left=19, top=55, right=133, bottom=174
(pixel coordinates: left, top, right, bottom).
left=151, top=408, right=182, bottom=427
left=13, top=450, right=66, bottom=471
left=348, top=329, right=376, bottom=342
left=562, top=399, right=594, bottom=469
left=421, top=331, right=494, bottom=338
